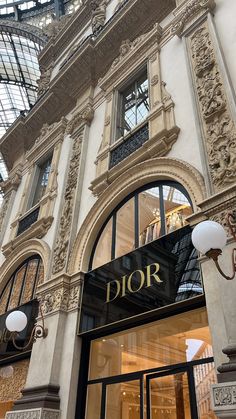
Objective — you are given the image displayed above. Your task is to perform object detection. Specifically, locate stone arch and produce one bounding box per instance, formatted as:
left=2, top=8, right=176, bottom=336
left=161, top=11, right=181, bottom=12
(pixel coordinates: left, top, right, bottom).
left=69, top=157, right=206, bottom=273
left=0, top=238, right=51, bottom=295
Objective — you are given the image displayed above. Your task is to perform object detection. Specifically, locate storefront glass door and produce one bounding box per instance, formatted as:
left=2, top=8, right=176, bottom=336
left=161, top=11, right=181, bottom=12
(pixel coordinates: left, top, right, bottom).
left=83, top=308, right=217, bottom=419
left=147, top=368, right=194, bottom=419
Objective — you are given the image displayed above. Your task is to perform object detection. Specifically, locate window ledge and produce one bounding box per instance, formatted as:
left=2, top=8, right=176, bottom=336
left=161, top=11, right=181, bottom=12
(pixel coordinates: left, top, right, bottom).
left=2, top=215, right=54, bottom=257
left=90, top=121, right=180, bottom=197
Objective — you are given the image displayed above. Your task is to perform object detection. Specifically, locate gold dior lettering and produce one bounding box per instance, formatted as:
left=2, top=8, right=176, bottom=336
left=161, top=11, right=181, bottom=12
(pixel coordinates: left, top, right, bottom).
left=105, top=263, right=162, bottom=303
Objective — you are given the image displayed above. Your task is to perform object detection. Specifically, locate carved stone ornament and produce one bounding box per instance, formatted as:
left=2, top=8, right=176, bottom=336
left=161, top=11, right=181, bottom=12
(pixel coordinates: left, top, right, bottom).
left=6, top=409, right=60, bottom=419
left=37, top=65, right=53, bottom=97
left=212, top=383, right=236, bottom=408
left=39, top=284, right=81, bottom=314
left=91, top=0, right=106, bottom=35
left=0, top=165, right=22, bottom=194
left=107, top=34, right=151, bottom=74
left=66, top=104, right=94, bottom=135
left=211, top=210, right=236, bottom=238
left=189, top=23, right=236, bottom=190
left=0, top=194, right=10, bottom=233
left=51, top=133, right=83, bottom=274
left=171, top=0, right=216, bottom=37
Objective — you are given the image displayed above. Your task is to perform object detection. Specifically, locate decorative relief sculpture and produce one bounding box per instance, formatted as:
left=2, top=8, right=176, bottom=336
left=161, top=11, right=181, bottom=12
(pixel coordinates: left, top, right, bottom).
left=66, top=104, right=94, bottom=135
left=39, top=284, right=81, bottom=314
left=213, top=385, right=236, bottom=407
left=189, top=23, right=236, bottom=189
left=37, top=65, right=53, bottom=97
left=6, top=409, right=60, bottom=419
left=52, top=133, right=83, bottom=274
left=91, top=0, right=106, bottom=34
left=171, top=0, right=216, bottom=37
left=0, top=195, right=10, bottom=232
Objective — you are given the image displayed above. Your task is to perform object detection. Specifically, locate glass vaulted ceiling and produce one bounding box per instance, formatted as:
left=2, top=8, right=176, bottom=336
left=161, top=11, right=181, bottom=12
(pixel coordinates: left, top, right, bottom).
left=0, top=31, right=41, bottom=138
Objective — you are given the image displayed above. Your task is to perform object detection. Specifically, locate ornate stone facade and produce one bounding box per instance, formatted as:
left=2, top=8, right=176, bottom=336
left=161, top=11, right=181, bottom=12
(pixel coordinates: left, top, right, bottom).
left=188, top=22, right=236, bottom=191
left=0, top=195, right=10, bottom=233
left=6, top=409, right=60, bottom=419
left=91, top=0, right=106, bottom=35
left=51, top=131, right=83, bottom=274
left=37, top=65, right=53, bottom=97
left=171, top=0, right=216, bottom=37
left=39, top=283, right=81, bottom=314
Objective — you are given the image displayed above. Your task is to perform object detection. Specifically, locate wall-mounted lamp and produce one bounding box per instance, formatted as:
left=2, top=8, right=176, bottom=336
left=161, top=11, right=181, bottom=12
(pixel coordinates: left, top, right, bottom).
left=5, top=304, right=48, bottom=350
left=192, top=213, right=236, bottom=280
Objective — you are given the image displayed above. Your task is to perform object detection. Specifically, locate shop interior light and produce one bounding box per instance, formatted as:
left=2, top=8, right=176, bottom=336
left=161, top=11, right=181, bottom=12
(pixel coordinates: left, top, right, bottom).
left=192, top=213, right=236, bottom=280
left=5, top=303, right=48, bottom=350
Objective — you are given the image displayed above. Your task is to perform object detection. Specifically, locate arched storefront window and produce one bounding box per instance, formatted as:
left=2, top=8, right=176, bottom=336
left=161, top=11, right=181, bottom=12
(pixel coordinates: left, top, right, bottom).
left=0, top=255, right=44, bottom=417
left=91, top=181, right=193, bottom=270
left=0, top=255, right=44, bottom=315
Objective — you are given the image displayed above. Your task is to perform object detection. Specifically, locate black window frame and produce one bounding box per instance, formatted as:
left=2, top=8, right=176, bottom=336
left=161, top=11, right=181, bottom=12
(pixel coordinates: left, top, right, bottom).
left=116, top=68, right=149, bottom=140
left=0, top=255, right=42, bottom=314
left=89, top=181, right=193, bottom=270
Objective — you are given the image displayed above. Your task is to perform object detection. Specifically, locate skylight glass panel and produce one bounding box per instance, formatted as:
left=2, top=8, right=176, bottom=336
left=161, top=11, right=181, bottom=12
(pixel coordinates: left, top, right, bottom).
left=0, top=30, right=42, bottom=139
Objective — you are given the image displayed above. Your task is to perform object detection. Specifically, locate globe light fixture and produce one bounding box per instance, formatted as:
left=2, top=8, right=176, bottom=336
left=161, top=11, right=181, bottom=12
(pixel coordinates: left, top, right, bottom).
left=6, top=310, right=27, bottom=333
left=191, top=214, right=236, bottom=280
left=5, top=304, right=48, bottom=350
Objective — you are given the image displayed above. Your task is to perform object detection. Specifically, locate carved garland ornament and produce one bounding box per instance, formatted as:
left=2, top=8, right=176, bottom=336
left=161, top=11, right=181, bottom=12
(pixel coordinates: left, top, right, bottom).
left=39, top=284, right=80, bottom=314
left=6, top=410, right=60, bottom=419
left=171, top=0, right=216, bottom=37
left=51, top=133, right=83, bottom=274
left=213, top=385, right=236, bottom=407
left=189, top=23, right=236, bottom=190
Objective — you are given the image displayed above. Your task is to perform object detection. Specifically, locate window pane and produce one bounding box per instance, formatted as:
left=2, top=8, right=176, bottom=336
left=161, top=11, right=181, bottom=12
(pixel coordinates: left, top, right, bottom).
left=149, top=372, right=191, bottom=419
left=106, top=380, right=140, bottom=419
left=0, top=281, right=11, bottom=315
left=89, top=307, right=212, bottom=380
left=92, top=218, right=113, bottom=270
left=136, top=72, right=149, bottom=125
left=122, top=81, right=136, bottom=134
left=119, top=71, right=149, bottom=138
left=194, top=360, right=217, bottom=418
left=37, top=260, right=44, bottom=286
left=0, top=359, right=29, bottom=418
left=20, top=258, right=38, bottom=304
left=8, top=265, right=26, bottom=310
left=163, top=186, right=192, bottom=235
left=115, top=198, right=135, bottom=258
left=139, top=187, right=161, bottom=246
left=85, top=383, right=102, bottom=419
left=32, top=156, right=52, bottom=206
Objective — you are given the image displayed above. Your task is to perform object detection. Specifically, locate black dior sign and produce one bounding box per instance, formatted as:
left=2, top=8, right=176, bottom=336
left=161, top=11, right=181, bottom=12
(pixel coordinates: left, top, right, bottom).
left=80, top=226, right=203, bottom=332
left=105, top=263, right=162, bottom=303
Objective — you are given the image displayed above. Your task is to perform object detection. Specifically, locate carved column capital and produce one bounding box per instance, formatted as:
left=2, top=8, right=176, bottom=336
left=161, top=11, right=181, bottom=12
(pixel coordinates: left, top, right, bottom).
left=171, top=0, right=216, bottom=37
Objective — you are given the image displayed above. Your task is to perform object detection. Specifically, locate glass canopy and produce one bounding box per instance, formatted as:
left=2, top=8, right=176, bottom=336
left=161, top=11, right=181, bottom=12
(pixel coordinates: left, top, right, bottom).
left=0, top=31, right=41, bottom=139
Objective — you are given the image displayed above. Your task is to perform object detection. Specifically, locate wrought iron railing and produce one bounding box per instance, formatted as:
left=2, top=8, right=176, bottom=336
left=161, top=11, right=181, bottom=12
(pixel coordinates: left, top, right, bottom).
left=109, top=123, right=149, bottom=169
left=17, top=206, right=40, bottom=236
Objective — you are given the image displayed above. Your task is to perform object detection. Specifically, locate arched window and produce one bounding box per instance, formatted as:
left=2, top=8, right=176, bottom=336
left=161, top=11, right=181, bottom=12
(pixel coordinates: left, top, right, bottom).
left=91, top=181, right=193, bottom=270
left=0, top=256, right=44, bottom=315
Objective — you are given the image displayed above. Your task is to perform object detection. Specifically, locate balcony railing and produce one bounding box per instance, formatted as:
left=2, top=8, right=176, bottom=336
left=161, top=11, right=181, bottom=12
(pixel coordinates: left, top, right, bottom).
left=109, top=123, right=149, bottom=169
left=17, top=206, right=40, bottom=236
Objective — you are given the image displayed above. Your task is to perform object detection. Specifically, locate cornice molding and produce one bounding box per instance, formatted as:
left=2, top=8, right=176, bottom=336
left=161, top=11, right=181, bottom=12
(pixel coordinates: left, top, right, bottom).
left=98, top=23, right=162, bottom=92
left=0, top=0, right=175, bottom=170
left=171, top=0, right=216, bottom=37
left=2, top=216, right=53, bottom=258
